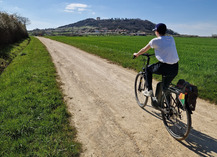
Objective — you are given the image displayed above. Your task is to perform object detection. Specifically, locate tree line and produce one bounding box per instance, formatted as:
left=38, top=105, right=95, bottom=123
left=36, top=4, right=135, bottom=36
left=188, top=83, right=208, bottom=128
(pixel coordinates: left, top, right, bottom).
left=0, top=12, right=29, bottom=45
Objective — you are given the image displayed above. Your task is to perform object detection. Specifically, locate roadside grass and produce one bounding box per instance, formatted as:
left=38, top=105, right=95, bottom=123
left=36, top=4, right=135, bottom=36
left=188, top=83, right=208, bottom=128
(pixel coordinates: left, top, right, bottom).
left=47, top=36, right=217, bottom=104
left=0, top=38, right=30, bottom=73
left=0, top=37, right=81, bottom=156
left=0, top=38, right=30, bottom=61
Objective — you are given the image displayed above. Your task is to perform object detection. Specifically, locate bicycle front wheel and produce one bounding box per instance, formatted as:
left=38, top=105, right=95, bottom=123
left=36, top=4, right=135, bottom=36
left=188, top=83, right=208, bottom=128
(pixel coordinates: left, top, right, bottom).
left=134, top=73, right=148, bottom=108
left=161, top=92, right=191, bottom=141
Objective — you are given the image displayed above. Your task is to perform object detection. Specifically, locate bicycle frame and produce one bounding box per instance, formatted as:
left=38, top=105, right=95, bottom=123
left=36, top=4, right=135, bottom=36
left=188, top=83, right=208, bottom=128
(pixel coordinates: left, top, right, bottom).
left=140, top=54, right=153, bottom=72
left=138, top=55, right=185, bottom=114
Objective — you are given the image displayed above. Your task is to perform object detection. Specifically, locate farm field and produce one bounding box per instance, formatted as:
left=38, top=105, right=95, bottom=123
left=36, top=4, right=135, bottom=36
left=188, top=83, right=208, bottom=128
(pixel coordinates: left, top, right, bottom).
left=47, top=36, right=217, bottom=104
left=0, top=37, right=81, bottom=156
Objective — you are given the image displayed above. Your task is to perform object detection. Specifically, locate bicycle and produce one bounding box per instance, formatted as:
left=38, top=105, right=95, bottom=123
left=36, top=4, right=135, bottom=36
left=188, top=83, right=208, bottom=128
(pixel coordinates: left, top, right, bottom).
left=134, top=54, right=191, bottom=141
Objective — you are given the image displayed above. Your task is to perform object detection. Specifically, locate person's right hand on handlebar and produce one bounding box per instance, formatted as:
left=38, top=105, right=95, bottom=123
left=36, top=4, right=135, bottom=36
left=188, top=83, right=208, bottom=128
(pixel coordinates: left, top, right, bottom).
left=133, top=44, right=151, bottom=58
left=133, top=53, right=139, bottom=58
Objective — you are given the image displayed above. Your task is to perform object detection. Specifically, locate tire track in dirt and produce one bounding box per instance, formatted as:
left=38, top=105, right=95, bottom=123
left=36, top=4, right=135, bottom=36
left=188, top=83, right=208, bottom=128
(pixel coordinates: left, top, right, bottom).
left=37, top=37, right=217, bottom=157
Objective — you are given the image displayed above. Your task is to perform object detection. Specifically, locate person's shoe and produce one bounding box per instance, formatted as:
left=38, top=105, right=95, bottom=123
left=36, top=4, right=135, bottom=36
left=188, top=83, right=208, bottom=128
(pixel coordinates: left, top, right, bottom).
left=143, top=89, right=153, bottom=97
left=151, top=97, right=159, bottom=109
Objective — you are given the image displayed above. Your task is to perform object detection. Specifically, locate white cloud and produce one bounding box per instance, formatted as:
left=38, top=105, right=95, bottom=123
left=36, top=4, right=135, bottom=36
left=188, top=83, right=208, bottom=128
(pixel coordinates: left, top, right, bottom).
left=64, top=3, right=89, bottom=13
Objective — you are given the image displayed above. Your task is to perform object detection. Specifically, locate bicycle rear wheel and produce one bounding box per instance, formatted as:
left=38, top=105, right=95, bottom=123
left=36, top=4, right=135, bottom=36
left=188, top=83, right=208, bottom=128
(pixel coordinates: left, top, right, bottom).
left=161, top=92, right=191, bottom=141
left=134, top=73, right=148, bottom=108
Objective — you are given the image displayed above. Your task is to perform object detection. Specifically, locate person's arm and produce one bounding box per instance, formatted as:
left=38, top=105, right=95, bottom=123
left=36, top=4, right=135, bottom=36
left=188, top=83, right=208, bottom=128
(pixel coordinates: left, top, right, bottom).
left=133, top=44, right=151, bottom=57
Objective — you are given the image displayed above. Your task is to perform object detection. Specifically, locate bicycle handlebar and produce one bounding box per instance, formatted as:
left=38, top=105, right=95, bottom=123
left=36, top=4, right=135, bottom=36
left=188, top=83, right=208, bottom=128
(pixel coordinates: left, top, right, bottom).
left=133, top=53, right=155, bottom=59
left=142, top=53, right=155, bottom=57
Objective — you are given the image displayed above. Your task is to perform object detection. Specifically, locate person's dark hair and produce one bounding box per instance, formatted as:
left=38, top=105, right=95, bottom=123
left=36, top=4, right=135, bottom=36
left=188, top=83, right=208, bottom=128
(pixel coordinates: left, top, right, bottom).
left=153, top=23, right=167, bottom=35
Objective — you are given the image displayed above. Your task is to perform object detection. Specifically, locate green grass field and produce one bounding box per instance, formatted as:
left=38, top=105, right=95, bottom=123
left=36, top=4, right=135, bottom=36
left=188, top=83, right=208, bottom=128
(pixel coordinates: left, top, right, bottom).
left=47, top=35, right=217, bottom=104
left=0, top=37, right=81, bottom=156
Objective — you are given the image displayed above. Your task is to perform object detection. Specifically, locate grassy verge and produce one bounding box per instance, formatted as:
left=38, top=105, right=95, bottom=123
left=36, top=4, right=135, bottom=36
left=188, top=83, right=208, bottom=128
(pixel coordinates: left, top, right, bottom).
left=0, top=38, right=30, bottom=73
left=47, top=36, right=217, bottom=104
left=0, top=37, right=81, bottom=156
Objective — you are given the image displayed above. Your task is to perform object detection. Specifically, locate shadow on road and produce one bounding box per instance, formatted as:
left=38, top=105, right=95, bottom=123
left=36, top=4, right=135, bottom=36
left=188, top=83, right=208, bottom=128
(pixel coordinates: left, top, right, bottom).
left=142, top=105, right=217, bottom=156
left=179, top=129, right=217, bottom=157
left=142, top=105, right=162, bottom=120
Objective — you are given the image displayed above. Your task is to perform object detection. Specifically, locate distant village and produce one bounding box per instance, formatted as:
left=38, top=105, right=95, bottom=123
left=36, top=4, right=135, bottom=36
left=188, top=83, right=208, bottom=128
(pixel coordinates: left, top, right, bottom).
left=29, top=27, right=149, bottom=37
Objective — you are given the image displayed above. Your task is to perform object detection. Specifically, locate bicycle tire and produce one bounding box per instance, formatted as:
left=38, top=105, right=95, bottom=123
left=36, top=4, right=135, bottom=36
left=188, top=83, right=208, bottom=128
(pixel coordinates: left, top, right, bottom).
left=161, top=92, right=191, bottom=141
left=134, top=73, right=148, bottom=108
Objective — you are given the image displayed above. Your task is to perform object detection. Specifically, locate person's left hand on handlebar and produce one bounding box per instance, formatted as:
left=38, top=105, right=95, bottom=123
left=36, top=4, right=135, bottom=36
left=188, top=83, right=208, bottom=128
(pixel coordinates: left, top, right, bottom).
left=133, top=53, right=139, bottom=58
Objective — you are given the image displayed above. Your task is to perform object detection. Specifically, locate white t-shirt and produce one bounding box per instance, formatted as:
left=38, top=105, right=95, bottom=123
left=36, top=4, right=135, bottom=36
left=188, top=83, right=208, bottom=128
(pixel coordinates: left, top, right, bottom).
left=149, top=36, right=179, bottom=64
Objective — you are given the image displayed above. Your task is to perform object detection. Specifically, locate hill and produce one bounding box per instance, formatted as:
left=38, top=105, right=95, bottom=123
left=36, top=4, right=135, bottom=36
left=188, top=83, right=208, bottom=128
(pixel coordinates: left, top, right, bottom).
left=30, top=18, right=179, bottom=36
left=59, top=18, right=178, bottom=35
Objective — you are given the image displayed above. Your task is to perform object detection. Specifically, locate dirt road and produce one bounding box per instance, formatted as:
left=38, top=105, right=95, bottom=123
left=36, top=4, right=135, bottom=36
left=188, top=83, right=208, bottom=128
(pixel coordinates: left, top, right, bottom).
left=37, top=37, right=217, bottom=157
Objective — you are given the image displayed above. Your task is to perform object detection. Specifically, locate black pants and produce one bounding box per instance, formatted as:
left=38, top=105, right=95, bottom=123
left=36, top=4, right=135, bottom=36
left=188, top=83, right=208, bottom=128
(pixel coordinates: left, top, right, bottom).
left=146, top=62, right=178, bottom=90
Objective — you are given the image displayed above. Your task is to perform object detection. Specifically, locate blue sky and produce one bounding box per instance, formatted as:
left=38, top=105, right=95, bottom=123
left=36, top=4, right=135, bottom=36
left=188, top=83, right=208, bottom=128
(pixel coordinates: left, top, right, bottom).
left=0, top=0, right=217, bottom=36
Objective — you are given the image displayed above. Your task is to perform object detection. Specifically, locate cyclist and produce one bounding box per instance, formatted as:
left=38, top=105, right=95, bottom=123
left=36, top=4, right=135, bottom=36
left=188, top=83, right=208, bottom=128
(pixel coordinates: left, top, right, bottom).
left=133, top=23, right=179, bottom=97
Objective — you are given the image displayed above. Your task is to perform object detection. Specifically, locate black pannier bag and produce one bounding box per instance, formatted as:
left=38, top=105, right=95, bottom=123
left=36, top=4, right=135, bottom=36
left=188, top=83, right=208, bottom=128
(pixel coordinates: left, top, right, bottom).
left=176, top=79, right=198, bottom=111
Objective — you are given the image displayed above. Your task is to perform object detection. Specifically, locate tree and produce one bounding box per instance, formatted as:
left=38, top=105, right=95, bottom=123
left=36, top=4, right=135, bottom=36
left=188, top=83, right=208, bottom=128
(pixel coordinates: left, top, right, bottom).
left=0, top=12, right=29, bottom=45
left=13, top=13, right=31, bottom=26
left=212, top=34, right=217, bottom=38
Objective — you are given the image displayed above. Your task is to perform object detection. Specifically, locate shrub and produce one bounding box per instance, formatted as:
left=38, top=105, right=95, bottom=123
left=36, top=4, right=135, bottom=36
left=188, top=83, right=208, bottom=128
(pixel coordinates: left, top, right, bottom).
left=0, top=12, right=29, bottom=45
